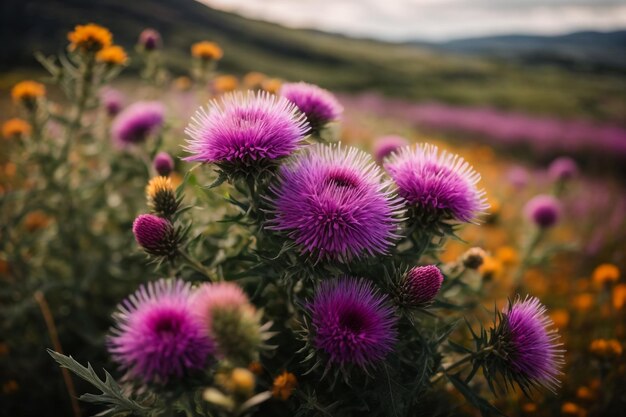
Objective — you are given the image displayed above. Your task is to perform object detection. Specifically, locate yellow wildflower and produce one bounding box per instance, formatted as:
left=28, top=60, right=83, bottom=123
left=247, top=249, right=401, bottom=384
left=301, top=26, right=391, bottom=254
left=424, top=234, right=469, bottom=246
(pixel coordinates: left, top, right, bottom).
left=213, top=75, right=238, bottom=93
left=272, top=371, right=297, bottom=400
left=613, top=284, right=626, bottom=310
left=11, top=81, right=45, bottom=103
left=479, top=256, right=503, bottom=281
left=191, top=41, right=223, bottom=60
left=496, top=246, right=518, bottom=266
left=2, top=118, right=31, bottom=139
left=96, top=45, right=128, bottom=65
left=243, top=71, right=266, bottom=88
left=262, top=78, right=282, bottom=94
left=68, top=23, right=112, bottom=52
left=592, top=263, right=620, bottom=286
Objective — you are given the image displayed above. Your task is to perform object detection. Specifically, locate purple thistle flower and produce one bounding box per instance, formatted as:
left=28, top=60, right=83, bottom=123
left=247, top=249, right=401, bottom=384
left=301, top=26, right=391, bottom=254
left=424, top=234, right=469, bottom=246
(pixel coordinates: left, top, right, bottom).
left=548, top=157, right=578, bottom=182
left=401, top=265, right=444, bottom=305
left=153, top=151, right=174, bottom=176
left=184, top=91, right=309, bottom=175
left=139, top=28, right=161, bottom=51
left=100, top=88, right=124, bottom=117
left=280, top=82, right=343, bottom=134
left=499, top=296, right=564, bottom=392
left=524, top=195, right=561, bottom=229
left=107, top=279, right=215, bottom=384
left=132, top=214, right=178, bottom=257
left=372, top=135, right=409, bottom=163
left=307, top=277, right=397, bottom=368
left=384, top=144, right=488, bottom=224
left=506, top=166, right=529, bottom=190
left=111, top=101, right=165, bottom=147
left=268, top=143, right=402, bottom=262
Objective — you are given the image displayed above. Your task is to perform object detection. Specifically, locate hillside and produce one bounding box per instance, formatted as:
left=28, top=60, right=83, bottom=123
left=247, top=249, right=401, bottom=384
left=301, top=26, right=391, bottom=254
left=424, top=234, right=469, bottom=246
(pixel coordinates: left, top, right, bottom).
left=434, top=31, right=626, bottom=72
left=1, top=0, right=624, bottom=122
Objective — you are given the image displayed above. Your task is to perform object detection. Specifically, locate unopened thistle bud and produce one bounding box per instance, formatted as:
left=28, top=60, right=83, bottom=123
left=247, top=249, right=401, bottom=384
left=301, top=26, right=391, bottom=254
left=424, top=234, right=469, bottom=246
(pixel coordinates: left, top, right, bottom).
left=146, top=176, right=179, bottom=218
left=153, top=152, right=174, bottom=176
left=132, top=214, right=179, bottom=258
left=462, top=247, right=487, bottom=269
left=192, top=282, right=271, bottom=366
left=400, top=265, right=444, bottom=306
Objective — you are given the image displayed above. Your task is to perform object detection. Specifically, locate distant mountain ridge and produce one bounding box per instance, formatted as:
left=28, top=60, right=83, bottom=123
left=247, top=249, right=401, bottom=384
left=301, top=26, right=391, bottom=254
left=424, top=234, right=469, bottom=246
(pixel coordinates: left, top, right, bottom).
left=424, top=30, right=626, bottom=71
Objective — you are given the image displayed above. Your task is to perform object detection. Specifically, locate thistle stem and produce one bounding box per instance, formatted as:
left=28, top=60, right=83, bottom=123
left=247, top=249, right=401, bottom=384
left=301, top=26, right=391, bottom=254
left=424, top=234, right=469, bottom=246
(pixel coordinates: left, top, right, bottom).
left=513, top=228, right=544, bottom=294
left=430, top=346, right=494, bottom=384
left=34, top=291, right=82, bottom=417
left=178, top=249, right=215, bottom=281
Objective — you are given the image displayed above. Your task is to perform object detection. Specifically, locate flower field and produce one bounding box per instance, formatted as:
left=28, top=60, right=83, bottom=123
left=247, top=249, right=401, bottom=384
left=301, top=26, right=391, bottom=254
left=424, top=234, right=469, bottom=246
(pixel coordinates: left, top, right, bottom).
left=1, top=23, right=625, bottom=417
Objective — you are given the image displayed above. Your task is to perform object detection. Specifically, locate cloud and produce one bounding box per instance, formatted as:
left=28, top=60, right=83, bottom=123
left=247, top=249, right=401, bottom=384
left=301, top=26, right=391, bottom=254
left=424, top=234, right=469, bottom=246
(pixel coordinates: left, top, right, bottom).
left=201, top=0, right=626, bottom=40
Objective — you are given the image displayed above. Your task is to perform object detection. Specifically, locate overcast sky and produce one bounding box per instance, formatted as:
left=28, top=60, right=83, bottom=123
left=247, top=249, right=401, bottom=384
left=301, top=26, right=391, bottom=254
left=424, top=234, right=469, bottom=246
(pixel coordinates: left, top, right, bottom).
left=201, top=0, right=626, bottom=41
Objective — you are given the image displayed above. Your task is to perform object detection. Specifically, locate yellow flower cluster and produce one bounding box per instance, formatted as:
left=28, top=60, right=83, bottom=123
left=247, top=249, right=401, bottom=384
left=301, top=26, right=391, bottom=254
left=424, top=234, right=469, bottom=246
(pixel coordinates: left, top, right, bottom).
left=2, top=118, right=31, bottom=139
left=589, top=338, right=623, bottom=359
left=11, top=81, right=46, bottom=103
left=96, top=45, right=128, bottom=65
left=191, top=41, right=223, bottom=61
left=68, top=23, right=113, bottom=52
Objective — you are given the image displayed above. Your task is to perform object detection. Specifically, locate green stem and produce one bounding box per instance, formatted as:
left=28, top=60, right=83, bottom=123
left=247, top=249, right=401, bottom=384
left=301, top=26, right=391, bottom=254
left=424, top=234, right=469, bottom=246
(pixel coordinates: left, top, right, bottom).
left=431, top=346, right=494, bottom=384
left=512, top=228, right=545, bottom=294
left=178, top=249, right=215, bottom=282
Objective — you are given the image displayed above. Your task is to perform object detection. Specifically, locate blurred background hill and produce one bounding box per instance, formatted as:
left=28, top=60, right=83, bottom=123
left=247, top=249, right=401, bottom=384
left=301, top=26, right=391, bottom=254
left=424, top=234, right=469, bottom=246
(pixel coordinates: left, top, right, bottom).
left=1, top=0, right=625, bottom=122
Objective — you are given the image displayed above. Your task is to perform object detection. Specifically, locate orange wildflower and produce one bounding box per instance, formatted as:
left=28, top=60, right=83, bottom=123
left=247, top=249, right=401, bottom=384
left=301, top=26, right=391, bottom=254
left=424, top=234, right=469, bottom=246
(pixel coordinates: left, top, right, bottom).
left=272, top=371, right=297, bottom=400
left=592, top=263, right=620, bottom=286
left=68, top=23, right=112, bottom=52
left=96, top=45, right=128, bottom=65
left=11, top=81, right=45, bottom=103
left=2, top=118, right=31, bottom=139
left=191, top=41, right=223, bottom=60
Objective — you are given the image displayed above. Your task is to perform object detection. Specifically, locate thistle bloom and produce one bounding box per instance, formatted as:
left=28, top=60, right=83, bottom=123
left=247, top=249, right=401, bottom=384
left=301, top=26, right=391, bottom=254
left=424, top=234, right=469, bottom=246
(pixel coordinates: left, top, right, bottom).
left=184, top=91, right=309, bottom=175
left=111, top=101, right=165, bottom=146
left=372, top=135, right=409, bottom=163
left=495, top=296, right=564, bottom=392
left=100, top=88, right=125, bottom=116
left=2, top=118, right=31, bottom=140
left=279, top=82, right=343, bottom=135
left=548, top=157, right=578, bottom=182
left=96, top=45, right=128, bottom=66
left=307, top=277, right=397, bottom=368
left=524, top=195, right=561, bottom=229
left=68, top=23, right=112, bottom=52
left=132, top=214, right=178, bottom=257
left=139, top=28, right=161, bottom=51
left=153, top=152, right=174, bottom=176
left=401, top=265, right=444, bottom=306
left=384, top=144, right=488, bottom=224
left=268, top=143, right=402, bottom=262
left=108, top=279, right=215, bottom=384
